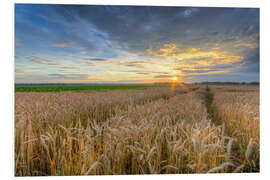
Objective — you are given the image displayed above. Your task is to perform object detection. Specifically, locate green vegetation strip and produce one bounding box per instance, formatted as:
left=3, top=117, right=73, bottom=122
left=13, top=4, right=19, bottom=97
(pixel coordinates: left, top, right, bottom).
left=15, top=85, right=156, bottom=92
left=200, top=86, right=221, bottom=125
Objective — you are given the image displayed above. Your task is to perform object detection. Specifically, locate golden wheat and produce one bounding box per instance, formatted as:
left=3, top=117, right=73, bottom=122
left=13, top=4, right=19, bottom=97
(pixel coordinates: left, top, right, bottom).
left=14, top=85, right=259, bottom=175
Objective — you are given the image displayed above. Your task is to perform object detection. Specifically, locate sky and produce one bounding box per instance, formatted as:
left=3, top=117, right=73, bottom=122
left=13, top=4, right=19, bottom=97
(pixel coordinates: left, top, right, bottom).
left=15, top=4, right=259, bottom=84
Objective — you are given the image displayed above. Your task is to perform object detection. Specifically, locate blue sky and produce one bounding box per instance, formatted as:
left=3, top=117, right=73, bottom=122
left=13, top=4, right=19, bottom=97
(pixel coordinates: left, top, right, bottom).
left=15, top=4, right=259, bottom=83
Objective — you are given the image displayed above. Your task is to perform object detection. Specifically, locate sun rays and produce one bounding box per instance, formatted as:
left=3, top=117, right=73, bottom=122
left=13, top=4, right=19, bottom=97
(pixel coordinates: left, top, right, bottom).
left=170, top=76, right=189, bottom=94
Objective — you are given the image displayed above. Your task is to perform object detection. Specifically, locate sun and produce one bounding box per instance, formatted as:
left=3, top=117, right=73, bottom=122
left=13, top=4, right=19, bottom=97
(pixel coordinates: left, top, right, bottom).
left=172, top=76, right=178, bottom=81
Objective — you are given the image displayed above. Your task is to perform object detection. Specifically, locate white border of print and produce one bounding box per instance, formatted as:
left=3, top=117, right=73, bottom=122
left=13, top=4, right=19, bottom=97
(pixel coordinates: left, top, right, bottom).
left=1, top=0, right=269, bottom=180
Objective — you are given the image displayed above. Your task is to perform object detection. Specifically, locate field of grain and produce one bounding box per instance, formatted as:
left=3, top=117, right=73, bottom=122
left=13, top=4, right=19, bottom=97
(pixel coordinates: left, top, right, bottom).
left=14, top=84, right=259, bottom=176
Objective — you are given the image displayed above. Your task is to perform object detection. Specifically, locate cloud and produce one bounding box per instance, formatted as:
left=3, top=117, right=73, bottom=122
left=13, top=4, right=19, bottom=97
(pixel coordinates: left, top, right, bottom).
left=58, top=66, right=80, bottom=70
left=118, top=60, right=156, bottom=69
left=118, top=61, right=145, bottom=68
left=180, top=69, right=230, bottom=75
left=80, top=57, right=111, bottom=67
left=147, top=43, right=243, bottom=71
left=51, top=42, right=77, bottom=48
left=15, top=56, right=24, bottom=60
left=48, top=73, right=89, bottom=80
left=31, top=57, right=59, bottom=65
left=15, top=5, right=259, bottom=56
left=83, top=58, right=110, bottom=62
left=15, top=38, right=21, bottom=46
left=154, top=75, right=174, bottom=79
left=136, top=72, right=151, bottom=75
left=15, top=69, right=24, bottom=73
left=181, top=8, right=200, bottom=18
left=234, top=42, right=257, bottom=49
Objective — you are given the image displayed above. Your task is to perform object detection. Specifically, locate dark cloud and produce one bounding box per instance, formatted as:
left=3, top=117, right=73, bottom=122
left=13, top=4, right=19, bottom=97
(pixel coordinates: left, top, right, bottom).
left=233, top=48, right=259, bottom=74
left=83, top=58, right=109, bottom=62
left=16, top=5, right=259, bottom=55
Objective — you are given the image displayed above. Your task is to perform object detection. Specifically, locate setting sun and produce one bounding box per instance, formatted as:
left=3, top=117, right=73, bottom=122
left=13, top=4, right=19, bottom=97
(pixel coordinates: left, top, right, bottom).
left=172, top=76, right=178, bottom=81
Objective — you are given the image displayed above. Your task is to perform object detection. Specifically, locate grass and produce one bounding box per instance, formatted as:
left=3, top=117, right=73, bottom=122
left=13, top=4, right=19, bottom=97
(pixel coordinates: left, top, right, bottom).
left=201, top=86, right=213, bottom=109
left=199, top=86, right=222, bottom=125
left=14, top=84, right=259, bottom=175
left=15, top=85, right=156, bottom=92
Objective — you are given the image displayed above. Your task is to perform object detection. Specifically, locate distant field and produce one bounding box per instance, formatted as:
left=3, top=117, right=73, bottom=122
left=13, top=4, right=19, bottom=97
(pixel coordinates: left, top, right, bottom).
left=15, top=85, right=155, bottom=92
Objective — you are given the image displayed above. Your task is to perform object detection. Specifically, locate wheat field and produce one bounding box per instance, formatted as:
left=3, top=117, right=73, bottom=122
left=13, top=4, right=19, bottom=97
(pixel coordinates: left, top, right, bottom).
left=14, top=84, right=259, bottom=176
